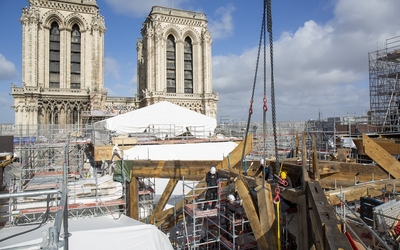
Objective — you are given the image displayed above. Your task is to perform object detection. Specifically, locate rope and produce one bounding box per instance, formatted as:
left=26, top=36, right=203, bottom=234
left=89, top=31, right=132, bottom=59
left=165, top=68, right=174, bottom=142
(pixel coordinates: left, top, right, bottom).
left=274, top=182, right=282, bottom=250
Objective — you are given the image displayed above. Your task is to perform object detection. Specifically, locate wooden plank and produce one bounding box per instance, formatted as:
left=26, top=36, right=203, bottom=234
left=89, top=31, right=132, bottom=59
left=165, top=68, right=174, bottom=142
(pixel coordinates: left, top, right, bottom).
left=94, top=145, right=131, bottom=162
left=297, top=195, right=308, bottom=250
left=363, top=133, right=400, bottom=179
left=302, top=132, right=309, bottom=191
left=312, top=134, right=320, bottom=181
left=295, top=131, right=299, bottom=158
left=219, top=134, right=252, bottom=172
left=318, top=163, right=340, bottom=175
left=307, top=180, right=353, bottom=250
left=325, top=178, right=400, bottom=205
left=112, top=137, right=137, bottom=145
left=280, top=187, right=303, bottom=204
left=152, top=179, right=207, bottom=228
left=149, top=178, right=178, bottom=224
left=354, top=137, right=400, bottom=155
left=236, top=179, right=268, bottom=249
left=130, top=174, right=139, bottom=220
left=255, top=179, right=277, bottom=247
left=149, top=136, right=253, bottom=229
left=129, top=160, right=221, bottom=179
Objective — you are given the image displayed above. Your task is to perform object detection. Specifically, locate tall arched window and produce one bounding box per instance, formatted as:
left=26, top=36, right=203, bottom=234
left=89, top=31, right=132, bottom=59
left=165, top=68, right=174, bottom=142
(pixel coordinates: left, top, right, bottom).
left=166, top=35, right=176, bottom=93
left=71, top=24, right=81, bottom=89
left=49, top=22, right=60, bottom=88
left=184, top=37, right=193, bottom=94
left=72, top=107, right=79, bottom=124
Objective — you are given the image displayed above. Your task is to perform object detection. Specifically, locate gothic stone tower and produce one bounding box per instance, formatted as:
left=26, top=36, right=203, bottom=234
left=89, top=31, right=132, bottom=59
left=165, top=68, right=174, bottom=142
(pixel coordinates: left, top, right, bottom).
left=137, top=6, right=218, bottom=118
left=12, top=0, right=106, bottom=126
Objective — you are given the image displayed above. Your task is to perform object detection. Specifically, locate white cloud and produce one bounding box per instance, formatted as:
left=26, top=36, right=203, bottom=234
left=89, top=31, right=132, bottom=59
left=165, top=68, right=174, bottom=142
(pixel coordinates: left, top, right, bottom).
left=103, top=0, right=188, bottom=18
left=105, top=57, right=120, bottom=80
left=0, top=54, right=17, bottom=81
left=213, top=0, right=400, bottom=121
left=208, top=4, right=235, bottom=40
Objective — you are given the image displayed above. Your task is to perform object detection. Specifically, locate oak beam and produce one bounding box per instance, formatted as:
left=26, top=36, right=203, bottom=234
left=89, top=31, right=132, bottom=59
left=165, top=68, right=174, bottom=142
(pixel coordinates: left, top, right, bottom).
left=236, top=179, right=269, bottom=249
left=150, top=136, right=253, bottom=230
left=254, top=178, right=278, bottom=247
left=307, top=180, right=353, bottom=250
left=312, top=135, right=320, bottom=181
left=363, top=133, right=400, bottom=179
left=297, top=194, right=308, bottom=250
left=302, top=132, right=310, bottom=191
left=129, top=173, right=139, bottom=220
left=149, top=178, right=179, bottom=224
left=128, top=160, right=221, bottom=179
left=325, top=178, right=400, bottom=205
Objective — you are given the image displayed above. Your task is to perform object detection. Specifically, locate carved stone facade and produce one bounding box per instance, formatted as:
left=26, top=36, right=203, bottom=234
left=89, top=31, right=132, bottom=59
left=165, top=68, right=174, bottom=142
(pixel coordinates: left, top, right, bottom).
left=137, top=6, right=218, bottom=118
left=12, top=2, right=218, bottom=126
left=12, top=0, right=107, bottom=126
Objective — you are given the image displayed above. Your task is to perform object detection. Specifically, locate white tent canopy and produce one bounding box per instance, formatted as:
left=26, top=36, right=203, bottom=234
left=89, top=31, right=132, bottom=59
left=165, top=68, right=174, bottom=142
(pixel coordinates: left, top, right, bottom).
left=124, top=141, right=238, bottom=161
left=94, top=101, right=217, bottom=138
left=0, top=215, right=173, bottom=250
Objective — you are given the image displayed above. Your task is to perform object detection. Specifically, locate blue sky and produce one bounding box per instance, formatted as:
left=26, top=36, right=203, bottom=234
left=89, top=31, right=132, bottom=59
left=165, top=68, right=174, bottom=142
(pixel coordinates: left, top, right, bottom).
left=0, top=0, right=399, bottom=124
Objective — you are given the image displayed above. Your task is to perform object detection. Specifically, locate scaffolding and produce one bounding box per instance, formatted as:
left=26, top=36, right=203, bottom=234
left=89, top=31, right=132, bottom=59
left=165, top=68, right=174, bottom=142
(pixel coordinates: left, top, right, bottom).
left=138, top=177, right=156, bottom=220
left=1, top=126, right=125, bottom=227
left=168, top=180, right=257, bottom=250
left=179, top=180, right=221, bottom=249
left=369, top=35, right=400, bottom=132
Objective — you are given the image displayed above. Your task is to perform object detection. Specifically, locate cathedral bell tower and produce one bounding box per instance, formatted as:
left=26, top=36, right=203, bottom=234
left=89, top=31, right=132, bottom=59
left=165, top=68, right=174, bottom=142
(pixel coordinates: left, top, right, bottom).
left=137, top=6, right=218, bottom=118
left=12, top=0, right=106, bottom=126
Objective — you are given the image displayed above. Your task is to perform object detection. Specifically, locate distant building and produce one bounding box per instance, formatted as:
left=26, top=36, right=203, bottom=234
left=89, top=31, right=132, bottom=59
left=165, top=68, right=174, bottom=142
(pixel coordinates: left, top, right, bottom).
left=137, top=6, right=218, bottom=118
left=11, top=1, right=218, bottom=126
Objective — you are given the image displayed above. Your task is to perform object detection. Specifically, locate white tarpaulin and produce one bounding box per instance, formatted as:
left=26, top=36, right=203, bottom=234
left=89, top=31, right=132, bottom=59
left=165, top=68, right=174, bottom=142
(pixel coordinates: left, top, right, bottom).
left=124, top=141, right=238, bottom=160
left=0, top=215, right=173, bottom=250
left=94, top=101, right=217, bottom=138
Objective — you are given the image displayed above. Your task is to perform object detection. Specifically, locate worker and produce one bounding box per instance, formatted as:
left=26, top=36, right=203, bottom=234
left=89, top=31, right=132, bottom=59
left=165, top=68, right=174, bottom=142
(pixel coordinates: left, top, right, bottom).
left=82, top=159, right=93, bottom=178
left=280, top=171, right=292, bottom=188
left=254, top=158, right=272, bottom=180
left=84, top=138, right=95, bottom=169
left=280, top=171, right=297, bottom=212
left=110, top=143, right=121, bottom=163
left=225, top=194, right=237, bottom=240
left=203, top=166, right=219, bottom=210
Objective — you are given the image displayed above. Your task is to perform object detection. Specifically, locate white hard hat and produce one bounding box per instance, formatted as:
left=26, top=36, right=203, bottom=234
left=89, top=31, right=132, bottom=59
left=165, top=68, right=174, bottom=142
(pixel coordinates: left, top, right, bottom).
left=227, top=194, right=235, bottom=202
left=210, top=166, right=216, bottom=174
left=260, top=158, right=265, bottom=165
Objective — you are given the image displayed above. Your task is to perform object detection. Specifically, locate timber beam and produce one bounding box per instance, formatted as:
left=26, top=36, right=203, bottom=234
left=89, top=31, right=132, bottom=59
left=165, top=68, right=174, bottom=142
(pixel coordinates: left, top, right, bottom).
left=325, top=178, right=400, bottom=206
left=363, top=133, right=400, bottom=179
left=127, top=160, right=221, bottom=180
left=142, top=135, right=253, bottom=229
left=236, top=179, right=269, bottom=249
left=306, top=180, right=353, bottom=250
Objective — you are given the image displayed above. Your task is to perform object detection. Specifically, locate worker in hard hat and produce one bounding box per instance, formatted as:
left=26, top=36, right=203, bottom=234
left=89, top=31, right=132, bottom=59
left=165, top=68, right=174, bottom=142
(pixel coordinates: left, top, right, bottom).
left=279, top=171, right=297, bottom=212
left=279, top=171, right=292, bottom=188
left=84, top=138, right=95, bottom=169
left=225, top=194, right=236, bottom=240
left=83, top=159, right=93, bottom=178
left=110, top=143, right=121, bottom=163
left=254, top=158, right=272, bottom=181
left=203, top=166, right=219, bottom=210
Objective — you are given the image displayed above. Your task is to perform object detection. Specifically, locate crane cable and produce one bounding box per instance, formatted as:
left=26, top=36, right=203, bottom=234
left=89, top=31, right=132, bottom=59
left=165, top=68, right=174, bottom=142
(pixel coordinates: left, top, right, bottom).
left=266, top=0, right=280, bottom=175
left=239, top=0, right=267, bottom=180
left=240, top=0, right=279, bottom=179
